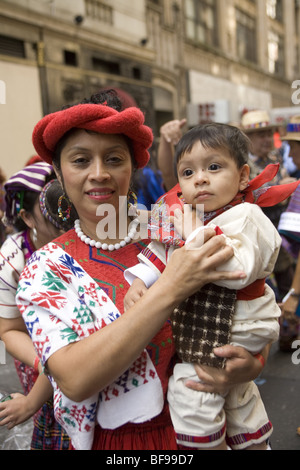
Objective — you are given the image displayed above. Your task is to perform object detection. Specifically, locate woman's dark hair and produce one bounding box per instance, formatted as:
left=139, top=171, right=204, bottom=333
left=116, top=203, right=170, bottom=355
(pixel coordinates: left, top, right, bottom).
left=175, top=123, right=250, bottom=169
left=52, top=89, right=135, bottom=172
left=40, top=179, right=78, bottom=231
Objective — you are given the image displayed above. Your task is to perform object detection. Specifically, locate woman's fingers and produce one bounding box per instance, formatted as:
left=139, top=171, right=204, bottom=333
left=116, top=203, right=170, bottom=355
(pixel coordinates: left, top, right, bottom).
left=165, top=235, right=245, bottom=303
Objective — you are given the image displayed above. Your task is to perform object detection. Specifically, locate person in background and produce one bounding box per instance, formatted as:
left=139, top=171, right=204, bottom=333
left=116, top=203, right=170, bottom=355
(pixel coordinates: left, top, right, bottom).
left=0, top=167, right=8, bottom=246
left=275, top=126, right=300, bottom=179
left=157, top=118, right=187, bottom=191
left=241, top=110, right=296, bottom=302
left=15, top=90, right=268, bottom=450
left=278, top=116, right=300, bottom=351
left=132, top=163, right=165, bottom=210
left=0, top=162, right=74, bottom=450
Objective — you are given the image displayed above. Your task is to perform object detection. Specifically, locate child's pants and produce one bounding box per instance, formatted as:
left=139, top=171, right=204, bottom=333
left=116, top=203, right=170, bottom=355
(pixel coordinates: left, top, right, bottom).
left=167, top=363, right=273, bottom=450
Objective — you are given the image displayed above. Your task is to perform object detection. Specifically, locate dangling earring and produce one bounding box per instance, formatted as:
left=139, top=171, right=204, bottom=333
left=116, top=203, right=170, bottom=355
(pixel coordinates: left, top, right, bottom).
left=58, top=194, right=71, bottom=221
left=127, top=190, right=138, bottom=217
left=32, top=227, right=38, bottom=243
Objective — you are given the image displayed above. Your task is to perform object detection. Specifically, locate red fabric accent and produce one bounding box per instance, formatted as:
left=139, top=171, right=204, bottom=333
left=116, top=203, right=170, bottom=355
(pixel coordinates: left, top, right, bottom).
left=253, top=353, right=265, bottom=367
left=162, top=183, right=182, bottom=208
left=176, top=423, right=226, bottom=446
left=226, top=420, right=273, bottom=448
left=214, top=226, right=223, bottom=235
left=242, top=163, right=300, bottom=206
left=237, top=278, right=265, bottom=301
left=92, top=406, right=178, bottom=450
left=32, top=104, right=153, bottom=169
left=141, top=246, right=166, bottom=273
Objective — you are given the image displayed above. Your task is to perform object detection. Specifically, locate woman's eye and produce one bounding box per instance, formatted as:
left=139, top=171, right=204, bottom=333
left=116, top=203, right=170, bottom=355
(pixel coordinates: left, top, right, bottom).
left=73, top=156, right=88, bottom=164
left=108, top=155, right=121, bottom=163
left=107, top=154, right=125, bottom=165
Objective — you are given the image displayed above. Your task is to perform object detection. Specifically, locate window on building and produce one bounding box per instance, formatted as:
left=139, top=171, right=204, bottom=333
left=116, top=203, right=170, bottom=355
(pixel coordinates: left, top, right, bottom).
left=92, top=57, right=120, bottom=75
left=184, top=0, right=218, bottom=47
left=132, top=67, right=141, bottom=80
left=266, top=0, right=283, bottom=22
left=0, top=34, right=25, bottom=58
left=64, top=50, right=78, bottom=67
left=268, top=30, right=285, bottom=76
left=85, top=0, right=113, bottom=24
left=235, top=8, right=257, bottom=64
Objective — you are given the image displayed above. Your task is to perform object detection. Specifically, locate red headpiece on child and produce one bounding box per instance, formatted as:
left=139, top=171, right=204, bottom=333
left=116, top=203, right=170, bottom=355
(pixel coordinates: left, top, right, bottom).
left=32, top=104, right=153, bottom=169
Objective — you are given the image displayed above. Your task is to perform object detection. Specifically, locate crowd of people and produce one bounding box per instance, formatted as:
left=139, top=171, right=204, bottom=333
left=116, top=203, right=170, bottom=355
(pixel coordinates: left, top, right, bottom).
left=0, top=88, right=299, bottom=450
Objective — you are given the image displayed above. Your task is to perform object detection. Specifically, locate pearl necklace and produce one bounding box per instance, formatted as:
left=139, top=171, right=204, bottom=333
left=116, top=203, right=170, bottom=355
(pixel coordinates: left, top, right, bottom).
left=74, top=218, right=139, bottom=251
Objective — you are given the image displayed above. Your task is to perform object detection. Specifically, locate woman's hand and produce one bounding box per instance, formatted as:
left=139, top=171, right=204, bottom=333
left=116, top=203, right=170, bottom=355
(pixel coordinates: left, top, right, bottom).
left=185, top=345, right=267, bottom=395
left=164, top=228, right=246, bottom=304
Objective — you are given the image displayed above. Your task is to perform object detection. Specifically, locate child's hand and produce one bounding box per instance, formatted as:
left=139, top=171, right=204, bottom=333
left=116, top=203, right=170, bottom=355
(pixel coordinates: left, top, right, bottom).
left=172, top=205, right=203, bottom=240
left=124, top=278, right=148, bottom=311
left=0, top=393, right=35, bottom=429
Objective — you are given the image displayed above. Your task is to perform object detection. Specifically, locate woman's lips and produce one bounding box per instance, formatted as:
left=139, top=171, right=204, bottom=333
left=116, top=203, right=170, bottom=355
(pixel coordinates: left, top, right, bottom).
left=86, top=188, right=114, bottom=201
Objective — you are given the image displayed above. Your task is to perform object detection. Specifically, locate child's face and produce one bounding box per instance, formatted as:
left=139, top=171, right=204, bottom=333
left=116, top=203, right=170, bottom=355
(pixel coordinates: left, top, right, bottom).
left=177, top=141, right=249, bottom=212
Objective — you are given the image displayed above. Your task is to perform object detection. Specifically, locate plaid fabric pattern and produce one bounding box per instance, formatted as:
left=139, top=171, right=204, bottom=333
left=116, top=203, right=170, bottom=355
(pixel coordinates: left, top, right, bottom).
left=172, top=284, right=237, bottom=368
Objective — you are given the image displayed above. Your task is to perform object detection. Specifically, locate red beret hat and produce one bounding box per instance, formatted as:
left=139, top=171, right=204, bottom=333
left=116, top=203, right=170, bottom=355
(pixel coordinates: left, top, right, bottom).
left=32, top=104, right=153, bottom=169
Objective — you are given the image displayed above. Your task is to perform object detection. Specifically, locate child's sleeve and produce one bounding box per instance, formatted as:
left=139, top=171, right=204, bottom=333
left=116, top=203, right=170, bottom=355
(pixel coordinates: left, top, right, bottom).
left=209, top=204, right=281, bottom=289
left=124, top=262, right=160, bottom=287
left=124, top=241, right=168, bottom=287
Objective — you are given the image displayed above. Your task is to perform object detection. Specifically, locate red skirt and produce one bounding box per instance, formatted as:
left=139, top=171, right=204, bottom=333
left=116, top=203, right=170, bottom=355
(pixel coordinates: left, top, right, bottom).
left=92, top=406, right=178, bottom=450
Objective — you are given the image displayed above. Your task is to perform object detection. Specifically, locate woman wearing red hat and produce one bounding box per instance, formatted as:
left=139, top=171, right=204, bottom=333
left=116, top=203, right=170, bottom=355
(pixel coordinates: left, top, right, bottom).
left=16, top=90, right=268, bottom=450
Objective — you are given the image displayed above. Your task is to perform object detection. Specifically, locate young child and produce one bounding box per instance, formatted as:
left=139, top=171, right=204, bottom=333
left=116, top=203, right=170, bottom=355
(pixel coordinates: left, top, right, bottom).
left=124, top=123, right=299, bottom=450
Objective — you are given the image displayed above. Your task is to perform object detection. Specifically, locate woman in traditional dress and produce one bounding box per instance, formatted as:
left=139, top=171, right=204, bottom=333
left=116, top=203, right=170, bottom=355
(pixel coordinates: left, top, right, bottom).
left=15, top=90, right=269, bottom=450
left=0, top=163, right=73, bottom=449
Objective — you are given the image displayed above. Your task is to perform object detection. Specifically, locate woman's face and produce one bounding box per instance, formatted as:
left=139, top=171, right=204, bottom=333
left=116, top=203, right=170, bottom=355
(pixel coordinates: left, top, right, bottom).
left=58, top=130, right=133, bottom=228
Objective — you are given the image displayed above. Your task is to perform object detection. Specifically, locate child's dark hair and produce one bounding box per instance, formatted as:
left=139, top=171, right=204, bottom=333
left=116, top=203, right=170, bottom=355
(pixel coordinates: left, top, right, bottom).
left=175, top=123, right=250, bottom=169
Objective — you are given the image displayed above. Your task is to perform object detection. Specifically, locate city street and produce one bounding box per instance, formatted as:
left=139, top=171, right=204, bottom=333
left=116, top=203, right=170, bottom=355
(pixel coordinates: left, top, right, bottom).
left=0, top=342, right=299, bottom=450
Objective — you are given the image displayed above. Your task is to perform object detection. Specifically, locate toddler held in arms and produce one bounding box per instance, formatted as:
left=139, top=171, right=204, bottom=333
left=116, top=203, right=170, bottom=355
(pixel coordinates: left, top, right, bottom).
left=124, top=123, right=299, bottom=450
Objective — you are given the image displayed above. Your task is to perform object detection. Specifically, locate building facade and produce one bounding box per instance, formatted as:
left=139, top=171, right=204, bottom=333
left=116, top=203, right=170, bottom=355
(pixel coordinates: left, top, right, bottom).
left=0, top=0, right=300, bottom=175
